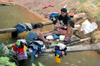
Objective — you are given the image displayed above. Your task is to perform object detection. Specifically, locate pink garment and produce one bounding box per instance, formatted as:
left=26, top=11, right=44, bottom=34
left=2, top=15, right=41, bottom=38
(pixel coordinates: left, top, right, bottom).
left=62, top=29, right=67, bottom=35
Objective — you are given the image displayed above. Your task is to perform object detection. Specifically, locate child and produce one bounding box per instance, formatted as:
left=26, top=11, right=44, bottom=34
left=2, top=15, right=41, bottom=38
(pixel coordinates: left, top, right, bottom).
left=64, top=20, right=74, bottom=41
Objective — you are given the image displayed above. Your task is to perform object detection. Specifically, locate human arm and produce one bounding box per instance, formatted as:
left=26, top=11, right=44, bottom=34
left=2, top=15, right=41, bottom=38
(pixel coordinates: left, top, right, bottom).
left=38, top=32, right=52, bottom=44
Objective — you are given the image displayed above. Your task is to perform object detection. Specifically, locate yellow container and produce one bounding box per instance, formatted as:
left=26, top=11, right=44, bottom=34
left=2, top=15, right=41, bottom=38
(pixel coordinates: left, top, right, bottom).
left=59, top=35, right=65, bottom=41
left=56, top=54, right=61, bottom=63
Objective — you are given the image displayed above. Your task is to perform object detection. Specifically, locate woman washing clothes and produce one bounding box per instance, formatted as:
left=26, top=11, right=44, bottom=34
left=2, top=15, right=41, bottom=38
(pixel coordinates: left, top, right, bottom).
left=25, top=22, right=52, bottom=44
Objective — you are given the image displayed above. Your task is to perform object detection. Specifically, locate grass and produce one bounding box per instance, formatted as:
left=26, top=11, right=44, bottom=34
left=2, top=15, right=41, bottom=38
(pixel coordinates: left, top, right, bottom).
left=80, top=0, right=87, bottom=3
left=92, top=0, right=100, bottom=5
left=96, top=11, right=100, bottom=22
left=77, top=0, right=100, bottom=20
left=36, top=9, right=40, bottom=11
left=97, top=3, right=100, bottom=7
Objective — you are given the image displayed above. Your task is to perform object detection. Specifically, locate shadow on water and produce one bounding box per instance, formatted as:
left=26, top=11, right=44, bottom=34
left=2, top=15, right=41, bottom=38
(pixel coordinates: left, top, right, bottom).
left=0, top=3, right=100, bottom=66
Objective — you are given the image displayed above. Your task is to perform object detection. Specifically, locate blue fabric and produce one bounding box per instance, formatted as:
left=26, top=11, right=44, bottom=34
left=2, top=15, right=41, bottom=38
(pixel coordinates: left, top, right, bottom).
left=25, top=31, right=38, bottom=41
left=14, top=24, right=29, bottom=34
left=49, top=13, right=60, bottom=19
left=49, top=13, right=60, bottom=24
left=27, top=41, right=43, bottom=55
left=56, top=50, right=62, bottom=55
left=33, top=49, right=37, bottom=54
left=31, top=51, right=34, bottom=62
left=49, top=13, right=56, bottom=19
left=20, top=24, right=27, bottom=31
left=33, top=46, right=38, bottom=50
left=53, top=34, right=59, bottom=39
left=56, top=50, right=65, bottom=55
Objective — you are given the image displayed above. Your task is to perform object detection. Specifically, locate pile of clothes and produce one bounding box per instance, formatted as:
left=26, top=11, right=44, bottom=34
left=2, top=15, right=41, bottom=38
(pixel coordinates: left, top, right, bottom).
left=12, top=39, right=45, bottom=62
left=12, top=39, right=28, bottom=61
left=55, top=43, right=67, bottom=58
left=28, top=40, right=45, bottom=55
left=55, top=43, right=67, bottom=63
left=27, top=40, right=45, bottom=62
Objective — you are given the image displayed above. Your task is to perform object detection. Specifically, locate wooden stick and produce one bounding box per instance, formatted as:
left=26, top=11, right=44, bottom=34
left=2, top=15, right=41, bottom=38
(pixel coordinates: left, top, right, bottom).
left=0, top=28, right=17, bottom=34
left=42, top=43, right=100, bottom=53
left=49, top=37, right=91, bottom=48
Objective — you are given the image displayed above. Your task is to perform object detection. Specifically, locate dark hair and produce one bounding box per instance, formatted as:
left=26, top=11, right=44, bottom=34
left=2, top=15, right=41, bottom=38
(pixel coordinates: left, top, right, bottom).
left=34, top=22, right=43, bottom=29
left=61, top=8, right=67, bottom=13
left=68, top=20, right=74, bottom=28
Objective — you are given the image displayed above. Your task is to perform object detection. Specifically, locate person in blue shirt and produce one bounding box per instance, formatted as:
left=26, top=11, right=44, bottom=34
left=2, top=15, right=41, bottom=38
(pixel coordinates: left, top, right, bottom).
left=25, top=22, right=52, bottom=44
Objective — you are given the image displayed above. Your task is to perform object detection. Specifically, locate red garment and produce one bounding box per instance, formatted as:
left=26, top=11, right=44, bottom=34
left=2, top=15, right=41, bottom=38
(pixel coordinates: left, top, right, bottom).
left=62, top=29, right=67, bottom=35
left=43, top=5, right=48, bottom=9
left=49, top=4, right=54, bottom=7
left=13, top=44, right=24, bottom=53
left=68, top=13, right=74, bottom=16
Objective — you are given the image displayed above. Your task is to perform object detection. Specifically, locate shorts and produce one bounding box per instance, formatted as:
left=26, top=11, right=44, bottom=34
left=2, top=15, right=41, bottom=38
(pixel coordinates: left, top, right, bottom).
left=64, top=36, right=71, bottom=42
left=62, top=29, right=67, bottom=35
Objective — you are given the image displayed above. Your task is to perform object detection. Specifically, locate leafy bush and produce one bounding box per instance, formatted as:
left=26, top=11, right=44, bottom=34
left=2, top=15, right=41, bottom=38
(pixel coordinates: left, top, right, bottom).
left=32, top=62, right=45, bottom=66
left=0, top=44, right=19, bottom=66
left=0, top=57, right=16, bottom=66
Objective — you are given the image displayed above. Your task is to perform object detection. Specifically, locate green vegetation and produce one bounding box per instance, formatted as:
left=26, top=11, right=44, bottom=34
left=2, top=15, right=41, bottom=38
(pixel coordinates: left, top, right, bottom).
left=92, top=0, right=100, bottom=5
left=80, top=0, right=87, bottom=3
left=32, top=62, right=45, bottom=66
left=75, top=0, right=100, bottom=23
left=0, top=57, right=16, bottom=66
left=36, top=9, right=40, bottom=11
left=0, top=44, right=19, bottom=66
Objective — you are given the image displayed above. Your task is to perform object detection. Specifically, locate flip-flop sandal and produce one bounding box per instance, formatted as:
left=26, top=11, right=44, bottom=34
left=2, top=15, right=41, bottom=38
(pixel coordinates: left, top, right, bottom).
left=43, top=5, right=49, bottom=9
left=49, top=4, right=54, bottom=7
left=68, top=13, right=74, bottom=16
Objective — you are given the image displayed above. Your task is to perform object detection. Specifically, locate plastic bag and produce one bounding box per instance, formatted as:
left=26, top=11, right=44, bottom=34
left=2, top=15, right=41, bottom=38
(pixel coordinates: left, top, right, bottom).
left=81, top=19, right=98, bottom=34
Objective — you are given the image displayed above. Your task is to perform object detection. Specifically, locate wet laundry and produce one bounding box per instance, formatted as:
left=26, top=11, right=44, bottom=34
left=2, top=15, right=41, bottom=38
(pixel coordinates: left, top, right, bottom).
left=14, top=24, right=29, bottom=34
left=12, top=39, right=28, bottom=61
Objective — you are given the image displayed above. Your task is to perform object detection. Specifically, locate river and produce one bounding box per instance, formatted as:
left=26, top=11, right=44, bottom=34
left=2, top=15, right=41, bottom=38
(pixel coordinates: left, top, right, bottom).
left=0, top=4, right=100, bottom=66
left=19, top=51, right=100, bottom=66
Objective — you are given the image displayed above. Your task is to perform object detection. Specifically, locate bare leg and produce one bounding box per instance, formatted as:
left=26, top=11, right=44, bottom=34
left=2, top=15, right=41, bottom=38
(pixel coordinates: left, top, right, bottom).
left=42, top=27, right=58, bottom=35
left=53, top=31, right=64, bottom=35
left=42, top=30, right=54, bottom=35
